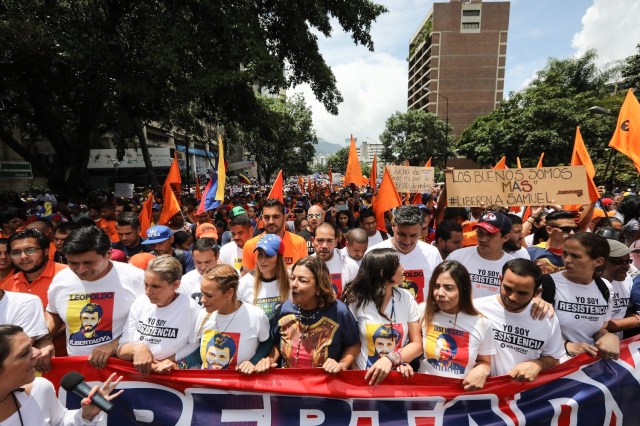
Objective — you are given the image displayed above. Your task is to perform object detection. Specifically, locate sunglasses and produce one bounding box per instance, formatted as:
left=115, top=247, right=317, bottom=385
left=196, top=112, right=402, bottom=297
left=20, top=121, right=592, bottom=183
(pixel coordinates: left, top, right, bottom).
left=550, top=225, right=577, bottom=234
left=608, top=257, right=633, bottom=265
left=308, top=213, right=323, bottom=218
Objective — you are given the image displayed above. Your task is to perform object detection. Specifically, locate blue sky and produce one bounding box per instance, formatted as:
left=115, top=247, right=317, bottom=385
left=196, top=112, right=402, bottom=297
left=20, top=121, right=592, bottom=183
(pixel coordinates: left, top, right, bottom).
left=293, top=0, right=640, bottom=147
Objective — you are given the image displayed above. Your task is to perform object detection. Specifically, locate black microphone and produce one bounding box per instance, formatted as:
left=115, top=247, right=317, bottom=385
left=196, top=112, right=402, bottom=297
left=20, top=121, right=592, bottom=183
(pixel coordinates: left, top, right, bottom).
left=60, top=371, right=114, bottom=413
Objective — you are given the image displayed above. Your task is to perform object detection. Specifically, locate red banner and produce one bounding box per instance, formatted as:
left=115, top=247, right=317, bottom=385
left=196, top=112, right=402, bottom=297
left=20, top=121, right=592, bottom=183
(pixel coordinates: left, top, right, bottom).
left=44, top=337, right=640, bottom=425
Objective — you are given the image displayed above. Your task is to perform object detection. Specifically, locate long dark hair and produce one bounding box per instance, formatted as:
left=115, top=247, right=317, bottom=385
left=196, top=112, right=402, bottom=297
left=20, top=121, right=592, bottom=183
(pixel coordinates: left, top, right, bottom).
left=422, top=260, right=479, bottom=328
left=0, top=324, right=23, bottom=367
left=342, top=248, right=400, bottom=323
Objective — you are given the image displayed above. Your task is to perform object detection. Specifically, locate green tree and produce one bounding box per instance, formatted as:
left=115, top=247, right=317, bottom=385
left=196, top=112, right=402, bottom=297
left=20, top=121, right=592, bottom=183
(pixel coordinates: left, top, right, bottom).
left=324, top=147, right=371, bottom=177
left=379, top=109, right=452, bottom=168
left=622, top=43, right=640, bottom=90
left=0, top=0, right=386, bottom=195
left=242, top=94, right=317, bottom=183
left=457, top=50, right=636, bottom=187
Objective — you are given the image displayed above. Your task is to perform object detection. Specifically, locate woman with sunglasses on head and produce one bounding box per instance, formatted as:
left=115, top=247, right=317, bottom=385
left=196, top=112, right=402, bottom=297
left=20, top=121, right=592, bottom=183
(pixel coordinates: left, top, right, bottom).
left=420, top=260, right=495, bottom=391
left=540, top=233, right=619, bottom=360
left=0, top=325, right=123, bottom=425
left=342, top=248, right=422, bottom=385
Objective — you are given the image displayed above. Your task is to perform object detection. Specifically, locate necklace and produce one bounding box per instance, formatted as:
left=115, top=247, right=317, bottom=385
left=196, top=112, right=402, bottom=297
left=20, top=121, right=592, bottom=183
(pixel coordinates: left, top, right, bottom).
left=389, top=295, right=396, bottom=325
left=293, top=304, right=320, bottom=367
left=215, top=301, right=241, bottom=335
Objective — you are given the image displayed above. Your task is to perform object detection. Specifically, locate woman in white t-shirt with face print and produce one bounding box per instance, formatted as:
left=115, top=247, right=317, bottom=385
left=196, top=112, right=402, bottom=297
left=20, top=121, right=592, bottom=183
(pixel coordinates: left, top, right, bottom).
left=342, top=248, right=423, bottom=385
left=419, top=260, right=495, bottom=391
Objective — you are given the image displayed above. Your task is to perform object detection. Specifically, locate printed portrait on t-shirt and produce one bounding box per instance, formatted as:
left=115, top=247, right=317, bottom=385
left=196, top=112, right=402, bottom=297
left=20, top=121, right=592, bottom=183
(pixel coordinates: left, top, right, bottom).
left=424, top=324, right=469, bottom=374
left=365, top=323, right=404, bottom=367
left=67, top=293, right=115, bottom=347
left=278, top=314, right=339, bottom=368
left=400, top=270, right=425, bottom=303
left=330, top=273, right=343, bottom=297
left=201, top=331, right=240, bottom=370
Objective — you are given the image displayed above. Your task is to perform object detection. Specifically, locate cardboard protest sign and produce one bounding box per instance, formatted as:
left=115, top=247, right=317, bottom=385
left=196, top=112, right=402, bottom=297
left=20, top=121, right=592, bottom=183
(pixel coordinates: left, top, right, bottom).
left=445, top=166, right=590, bottom=207
left=386, top=165, right=435, bottom=193
left=114, top=183, right=134, bottom=198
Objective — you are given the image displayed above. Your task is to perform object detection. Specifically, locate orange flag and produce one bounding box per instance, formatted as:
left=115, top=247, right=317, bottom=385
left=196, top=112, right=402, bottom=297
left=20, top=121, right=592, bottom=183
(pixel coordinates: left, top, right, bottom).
left=268, top=170, right=284, bottom=203
left=166, top=152, right=182, bottom=197
left=298, top=177, right=305, bottom=194
left=159, top=181, right=181, bottom=225
left=313, top=180, right=318, bottom=194
left=138, top=191, right=154, bottom=236
left=343, top=134, right=364, bottom=187
left=195, top=177, right=202, bottom=201
left=307, top=177, right=312, bottom=194
left=493, top=156, right=507, bottom=169
left=370, top=155, right=377, bottom=193
left=569, top=126, right=599, bottom=206
left=328, top=166, right=333, bottom=188
left=609, top=89, right=640, bottom=172
left=425, top=157, right=432, bottom=167
left=522, top=153, right=544, bottom=221
left=373, top=166, right=402, bottom=232
left=412, top=193, right=422, bottom=205
left=516, top=157, right=522, bottom=169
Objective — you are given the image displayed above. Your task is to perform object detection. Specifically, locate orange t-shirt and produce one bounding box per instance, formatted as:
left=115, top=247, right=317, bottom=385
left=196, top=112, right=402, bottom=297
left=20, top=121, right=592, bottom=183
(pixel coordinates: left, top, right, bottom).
left=96, top=218, right=119, bottom=243
left=0, top=268, right=15, bottom=289
left=242, top=231, right=308, bottom=271
left=5, top=259, right=67, bottom=308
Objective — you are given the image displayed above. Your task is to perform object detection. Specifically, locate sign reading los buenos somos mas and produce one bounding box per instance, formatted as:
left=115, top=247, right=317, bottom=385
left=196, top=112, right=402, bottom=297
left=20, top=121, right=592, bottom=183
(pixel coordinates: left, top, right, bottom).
left=386, top=165, right=435, bottom=193
left=444, top=166, right=590, bottom=207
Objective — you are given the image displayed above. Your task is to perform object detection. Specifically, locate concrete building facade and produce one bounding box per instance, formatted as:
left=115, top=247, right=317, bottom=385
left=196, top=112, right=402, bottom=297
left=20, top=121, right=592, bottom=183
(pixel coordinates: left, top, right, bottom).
left=408, top=0, right=510, bottom=140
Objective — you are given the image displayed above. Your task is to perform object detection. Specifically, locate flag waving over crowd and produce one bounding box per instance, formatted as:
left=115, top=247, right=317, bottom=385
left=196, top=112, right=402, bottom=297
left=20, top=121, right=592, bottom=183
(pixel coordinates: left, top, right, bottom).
left=571, top=126, right=599, bottom=203
left=373, top=166, right=402, bottom=232
left=268, top=170, right=284, bottom=203
left=609, top=88, right=640, bottom=172
left=344, top=134, right=364, bottom=187
left=159, top=155, right=182, bottom=225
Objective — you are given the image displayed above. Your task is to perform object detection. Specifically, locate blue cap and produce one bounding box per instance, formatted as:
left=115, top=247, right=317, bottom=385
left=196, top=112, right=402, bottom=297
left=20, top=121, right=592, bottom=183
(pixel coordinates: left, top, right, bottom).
left=142, top=225, right=173, bottom=244
left=254, top=234, right=285, bottom=257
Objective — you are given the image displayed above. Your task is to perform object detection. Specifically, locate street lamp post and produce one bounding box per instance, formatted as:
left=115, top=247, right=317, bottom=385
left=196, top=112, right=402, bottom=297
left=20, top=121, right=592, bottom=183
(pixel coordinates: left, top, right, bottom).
left=589, top=105, right=617, bottom=189
left=430, top=91, right=449, bottom=166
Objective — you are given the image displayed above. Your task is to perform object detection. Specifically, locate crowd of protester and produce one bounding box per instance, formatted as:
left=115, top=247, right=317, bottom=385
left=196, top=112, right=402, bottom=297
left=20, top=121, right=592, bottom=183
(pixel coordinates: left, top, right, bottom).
left=1, top=180, right=639, bottom=402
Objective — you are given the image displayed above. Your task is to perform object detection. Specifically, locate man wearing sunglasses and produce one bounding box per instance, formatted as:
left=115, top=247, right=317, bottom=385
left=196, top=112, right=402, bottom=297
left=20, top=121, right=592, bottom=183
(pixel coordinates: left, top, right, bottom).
left=527, top=210, right=578, bottom=275
left=297, top=204, right=324, bottom=256
left=603, top=239, right=640, bottom=338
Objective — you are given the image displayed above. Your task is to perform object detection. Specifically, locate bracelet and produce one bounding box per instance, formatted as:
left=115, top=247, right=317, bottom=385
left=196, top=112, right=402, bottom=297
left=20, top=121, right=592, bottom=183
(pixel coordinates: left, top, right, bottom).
left=564, top=341, right=574, bottom=358
left=384, top=351, right=403, bottom=367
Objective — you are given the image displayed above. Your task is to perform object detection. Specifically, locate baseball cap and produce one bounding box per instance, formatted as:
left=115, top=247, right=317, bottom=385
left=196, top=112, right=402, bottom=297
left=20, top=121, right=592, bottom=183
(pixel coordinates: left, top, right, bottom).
left=110, top=249, right=127, bottom=262
left=254, top=234, right=285, bottom=257
left=592, top=208, right=616, bottom=219
left=607, top=239, right=640, bottom=257
left=601, top=198, right=613, bottom=207
left=129, top=252, right=156, bottom=270
left=230, top=206, right=247, bottom=217
left=473, top=211, right=512, bottom=235
left=142, top=225, right=172, bottom=244
left=195, top=223, right=218, bottom=239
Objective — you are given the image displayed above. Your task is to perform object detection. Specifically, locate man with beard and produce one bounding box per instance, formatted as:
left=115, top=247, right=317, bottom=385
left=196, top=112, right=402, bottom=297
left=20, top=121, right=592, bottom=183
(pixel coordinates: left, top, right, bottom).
left=6, top=229, right=67, bottom=308
left=312, top=223, right=359, bottom=297
left=69, top=303, right=110, bottom=342
left=475, top=259, right=564, bottom=381
left=503, top=214, right=531, bottom=259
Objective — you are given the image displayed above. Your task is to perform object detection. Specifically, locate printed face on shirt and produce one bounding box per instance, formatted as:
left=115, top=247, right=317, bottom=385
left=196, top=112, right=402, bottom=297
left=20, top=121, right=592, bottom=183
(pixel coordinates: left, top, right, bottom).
left=262, top=206, right=285, bottom=235
left=230, top=224, right=251, bottom=249
left=562, top=239, right=604, bottom=282
left=80, top=310, right=101, bottom=336
left=193, top=250, right=219, bottom=276
left=392, top=223, right=422, bottom=254
left=435, top=336, right=455, bottom=361
left=313, top=226, right=337, bottom=261
left=66, top=250, right=112, bottom=281
left=116, top=224, right=141, bottom=248
left=500, top=269, right=538, bottom=313
left=475, top=227, right=508, bottom=259
left=9, top=237, right=47, bottom=274
left=432, top=271, right=459, bottom=314
left=206, top=345, right=231, bottom=369
left=375, top=336, right=396, bottom=356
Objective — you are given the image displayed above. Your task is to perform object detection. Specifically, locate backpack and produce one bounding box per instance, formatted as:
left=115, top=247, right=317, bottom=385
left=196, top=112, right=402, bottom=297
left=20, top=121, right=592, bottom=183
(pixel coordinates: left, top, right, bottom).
left=173, top=249, right=187, bottom=275
left=540, top=274, right=610, bottom=306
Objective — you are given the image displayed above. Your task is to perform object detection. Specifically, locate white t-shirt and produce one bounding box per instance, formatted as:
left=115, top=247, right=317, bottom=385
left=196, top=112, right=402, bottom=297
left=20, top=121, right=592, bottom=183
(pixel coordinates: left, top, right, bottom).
left=46, top=262, right=144, bottom=356
left=608, top=274, right=632, bottom=339
left=340, top=247, right=362, bottom=266
left=447, top=246, right=514, bottom=299
left=508, top=247, right=531, bottom=260
left=178, top=269, right=203, bottom=304
left=348, top=287, right=419, bottom=370
left=419, top=309, right=495, bottom=378
left=313, top=249, right=359, bottom=297
left=549, top=272, right=613, bottom=345
left=367, top=230, right=385, bottom=247
left=120, top=293, right=200, bottom=360
left=368, top=240, right=443, bottom=303
left=219, top=241, right=243, bottom=273
left=237, top=273, right=285, bottom=319
left=195, top=302, right=270, bottom=370
left=0, top=291, right=48, bottom=339
left=2, top=377, right=104, bottom=426
left=474, top=295, right=565, bottom=377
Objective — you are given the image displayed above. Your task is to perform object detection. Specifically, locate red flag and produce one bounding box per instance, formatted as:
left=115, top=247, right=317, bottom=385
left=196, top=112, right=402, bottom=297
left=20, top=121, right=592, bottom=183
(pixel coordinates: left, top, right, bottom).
left=344, top=134, right=364, bottom=187
left=139, top=191, right=154, bottom=236
left=268, top=170, right=284, bottom=203
left=373, top=166, right=402, bottom=232
left=609, top=89, right=640, bottom=172
left=568, top=127, right=599, bottom=207
left=425, top=157, right=432, bottom=167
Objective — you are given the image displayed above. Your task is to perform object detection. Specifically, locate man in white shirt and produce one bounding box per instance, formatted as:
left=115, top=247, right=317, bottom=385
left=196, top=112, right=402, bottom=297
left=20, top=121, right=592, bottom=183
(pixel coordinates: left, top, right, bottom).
left=447, top=211, right=514, bottom=299
left=340, top=228, right=368, bottom=266
left=602, top=239, right=640, bottom=338
left=219, top=214, right=252, bottom=273
left=45, top=226, right=144, bottom=368
left=504, top=214, right=531, bottom=260
left=179, top=237, right=219, bottom=303
left=475, top=259, right=564, bottom=381
left=368, top=205, right=442, bottom=303
left=313, top=223, right=359, bottom=297
left=359, top=208, right=388, bottom=246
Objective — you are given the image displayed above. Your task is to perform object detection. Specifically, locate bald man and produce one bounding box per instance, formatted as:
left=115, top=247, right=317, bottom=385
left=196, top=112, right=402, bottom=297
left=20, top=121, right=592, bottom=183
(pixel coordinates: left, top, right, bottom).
left=297, top=204, right=324, bottom=256
left=341, top=228, right=368, bottom=266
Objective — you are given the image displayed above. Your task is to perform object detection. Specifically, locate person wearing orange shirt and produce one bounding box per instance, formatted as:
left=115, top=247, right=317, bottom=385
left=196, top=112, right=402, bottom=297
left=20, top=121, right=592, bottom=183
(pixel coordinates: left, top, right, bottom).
left=242, top=199, right=307, bottom=274
left=95, top=202, right=119, bottom=243
left=0, top=238, right=15, bottom=289
left=0, top=210, right=24, bottom=239
left=25, top=218, right=57, bottom=261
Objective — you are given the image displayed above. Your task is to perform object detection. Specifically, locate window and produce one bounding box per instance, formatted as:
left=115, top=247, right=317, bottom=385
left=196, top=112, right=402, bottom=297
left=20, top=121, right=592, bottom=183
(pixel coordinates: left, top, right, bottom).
left=463, top=10, right=480, bottom=17
left=462, top=22, right=480, bottom=29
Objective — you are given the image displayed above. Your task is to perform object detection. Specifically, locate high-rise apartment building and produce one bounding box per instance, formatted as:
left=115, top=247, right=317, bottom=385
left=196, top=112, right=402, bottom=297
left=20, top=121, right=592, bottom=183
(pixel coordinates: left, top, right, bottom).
left=408, top=0, right=510, bottom=140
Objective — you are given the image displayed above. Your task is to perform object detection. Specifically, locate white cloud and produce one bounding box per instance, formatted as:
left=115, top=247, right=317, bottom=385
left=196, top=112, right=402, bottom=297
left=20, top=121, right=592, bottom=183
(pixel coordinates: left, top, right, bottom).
left=572, top=0, right=640, bottom=66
